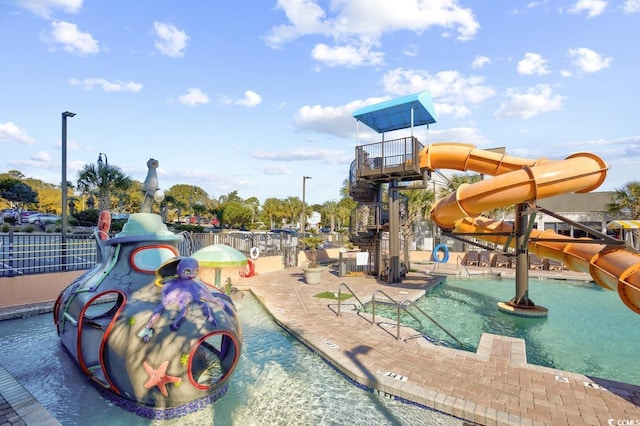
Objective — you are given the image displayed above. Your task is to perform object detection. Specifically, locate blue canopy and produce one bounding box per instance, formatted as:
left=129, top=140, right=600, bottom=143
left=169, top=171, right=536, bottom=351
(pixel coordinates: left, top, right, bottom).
left=352, top=91, right=437, bottom=133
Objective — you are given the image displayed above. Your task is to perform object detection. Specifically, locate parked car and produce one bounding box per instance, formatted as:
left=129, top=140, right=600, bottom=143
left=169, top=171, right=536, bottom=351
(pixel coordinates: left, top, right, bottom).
left=20, top=210, right=39, bottom=221
left=27, top=213, right=60, bottom=225
left=1, top=208, right=18, bottom=220
left=270, top=229, right=298, bottom=237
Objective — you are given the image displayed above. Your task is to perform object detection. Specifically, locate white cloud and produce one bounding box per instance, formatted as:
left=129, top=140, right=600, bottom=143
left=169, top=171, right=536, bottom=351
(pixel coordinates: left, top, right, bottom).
left=235, top=90, right=262, bottom=107
left=311, top=43, right=384, bottom=67
left=68, top=78, right=143, bottom=92
left=31, top=151, right=51, bottom=162
left=220, top=90, right=263, bottom=107
left=568, top=0, right=607, bottom=17
left=494, top=84, right=565, bottom=119
left=43, top=21, right=99, bottom=56
left=428, top=127, right=492, bottom=146
left=266, top=0, right=480, bottom=67
left=0, top=122, right=34, bottom=144
left=567, top=47, right=612, bottom=73
left=258, top=164, right=292, bottom=175
left=17, top=0, right=82, bottom=19
left=177, top=88, right=209, bottom=106
left=153, top=22, right=189, bottom=58
left=293, top=100, right=365, bottom=138
left=622, top=0, right=640, bottom=13
left=472, top=55, right=491, bottom=69
left=403, top=44, right=419, bottom=57
left=517, top=52, right=549, bottom=75
left=381, top=68, right=496, bottom=117
left=251, top=148, right=350, bottom=165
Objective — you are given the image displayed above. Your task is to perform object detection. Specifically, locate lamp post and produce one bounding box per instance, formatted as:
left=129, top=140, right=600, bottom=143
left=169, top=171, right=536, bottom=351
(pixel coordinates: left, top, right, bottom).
left=96, top=152, right=108, bottom=212
left=301, top=176, right=311, bottom=232
left=97, top=152, right=108, bottom=168
left=61, top=111, right=76, bottom=270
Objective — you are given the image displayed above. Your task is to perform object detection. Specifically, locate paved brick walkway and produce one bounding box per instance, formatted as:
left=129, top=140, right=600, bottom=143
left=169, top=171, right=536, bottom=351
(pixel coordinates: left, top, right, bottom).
left=236, top=264, right=640, bottom=426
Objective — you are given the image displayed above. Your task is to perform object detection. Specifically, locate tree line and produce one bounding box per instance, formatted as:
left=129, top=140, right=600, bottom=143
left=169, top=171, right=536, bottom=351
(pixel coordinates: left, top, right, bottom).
left=3, top=164, right=640, bottom=231
left=0, top=167, right=357, bottom=231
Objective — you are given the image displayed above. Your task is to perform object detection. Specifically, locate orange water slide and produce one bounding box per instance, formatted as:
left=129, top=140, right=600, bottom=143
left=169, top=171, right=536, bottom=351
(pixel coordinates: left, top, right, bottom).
left=420, top=142, right=640, bottom=314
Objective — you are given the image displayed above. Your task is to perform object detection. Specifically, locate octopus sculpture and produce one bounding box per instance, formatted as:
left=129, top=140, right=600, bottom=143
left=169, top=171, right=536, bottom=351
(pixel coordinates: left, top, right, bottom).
left=53, top=159, right=243, bottom=419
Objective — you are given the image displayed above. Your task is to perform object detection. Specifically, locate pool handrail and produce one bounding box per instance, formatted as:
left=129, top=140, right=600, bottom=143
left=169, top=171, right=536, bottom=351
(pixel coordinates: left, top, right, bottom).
left=336, top=282, right=367, bottom=316
left=398, top=298, right=463, bottom=347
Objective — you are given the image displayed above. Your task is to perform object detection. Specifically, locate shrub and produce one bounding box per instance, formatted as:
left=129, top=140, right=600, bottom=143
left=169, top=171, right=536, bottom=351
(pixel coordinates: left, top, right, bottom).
left=1, top=223, right=9, bottom=233
left=73, top=209, right=100, bottom=227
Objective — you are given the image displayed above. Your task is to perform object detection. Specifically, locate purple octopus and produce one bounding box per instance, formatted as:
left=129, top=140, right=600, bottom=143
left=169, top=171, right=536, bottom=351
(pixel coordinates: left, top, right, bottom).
left=139, top=257, right=222, bottom=342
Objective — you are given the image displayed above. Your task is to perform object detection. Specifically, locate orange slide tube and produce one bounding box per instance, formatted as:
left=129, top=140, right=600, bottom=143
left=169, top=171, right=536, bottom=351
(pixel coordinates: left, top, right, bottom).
left=420, top=143, right=640, bottom=314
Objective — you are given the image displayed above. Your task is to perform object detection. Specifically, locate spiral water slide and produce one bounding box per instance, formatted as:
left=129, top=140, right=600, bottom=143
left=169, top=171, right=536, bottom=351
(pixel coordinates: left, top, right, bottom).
left=420, top=142, right=640, bottom=314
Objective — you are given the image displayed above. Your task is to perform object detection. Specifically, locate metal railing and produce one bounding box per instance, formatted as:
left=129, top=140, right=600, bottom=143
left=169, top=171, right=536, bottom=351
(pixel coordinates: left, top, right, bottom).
left=369, top=289, right=461, bottom=346
left=335, top=282, right=367, bottom=316
left=0, top=230, right=300, bottom=278
left=0, top=232, right=97, bottom=277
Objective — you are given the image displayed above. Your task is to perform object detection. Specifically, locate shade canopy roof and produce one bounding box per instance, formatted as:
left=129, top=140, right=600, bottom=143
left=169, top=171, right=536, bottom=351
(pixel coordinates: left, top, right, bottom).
left=352, top=91, right=437, bottom=133
left=606, top=220, right=640, bottom=230
left=192, top=244, right=247, bottom=268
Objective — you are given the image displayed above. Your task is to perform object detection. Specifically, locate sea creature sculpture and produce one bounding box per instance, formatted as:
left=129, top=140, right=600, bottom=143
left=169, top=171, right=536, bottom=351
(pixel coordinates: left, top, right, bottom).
left=54, top=213, right=242, bottom=419
left=139, top=257, right=224, bottom=341
left=141, top=158, right=163, bottom=213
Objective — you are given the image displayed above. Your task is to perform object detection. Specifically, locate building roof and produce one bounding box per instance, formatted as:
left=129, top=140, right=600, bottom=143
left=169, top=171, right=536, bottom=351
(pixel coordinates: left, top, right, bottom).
left=352, top=91, right=437, bottom=133
left=537, top=192, right=613, bottom=213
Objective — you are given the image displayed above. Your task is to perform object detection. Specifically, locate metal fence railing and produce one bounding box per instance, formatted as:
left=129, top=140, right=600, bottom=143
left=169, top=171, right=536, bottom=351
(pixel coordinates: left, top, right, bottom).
left=0, top=230, right=301, bottom=278
left=0, top=232, right=97, bottom=277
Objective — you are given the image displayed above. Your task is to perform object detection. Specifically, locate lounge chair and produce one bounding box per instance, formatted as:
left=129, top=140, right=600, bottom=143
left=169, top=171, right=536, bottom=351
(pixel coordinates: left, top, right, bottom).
left=478, top=251, right=493, bottom=267
left=543, top=259, right=564, bottom=271
left=464, top=251, right=480, bottom=266
left=494, top=253, right=512, bottom=268
left=529, top=254, right=544, bottom=270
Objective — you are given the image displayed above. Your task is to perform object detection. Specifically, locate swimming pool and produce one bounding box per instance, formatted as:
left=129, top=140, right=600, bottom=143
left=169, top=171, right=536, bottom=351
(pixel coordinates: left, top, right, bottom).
left=376, top=277, right=640, bottom=387
left=0, top=293, right=463, bottom=425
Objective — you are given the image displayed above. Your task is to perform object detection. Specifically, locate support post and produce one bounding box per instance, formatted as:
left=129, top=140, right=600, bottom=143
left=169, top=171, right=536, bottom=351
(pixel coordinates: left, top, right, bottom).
left=388, top=179, right=400, bottom=283
left=498, top=203, right=548, bottom=317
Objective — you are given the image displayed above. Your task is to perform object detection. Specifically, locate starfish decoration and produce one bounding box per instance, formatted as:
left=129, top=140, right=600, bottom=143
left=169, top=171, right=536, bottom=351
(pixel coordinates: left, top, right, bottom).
left=143, top=360, right=182, bottom=397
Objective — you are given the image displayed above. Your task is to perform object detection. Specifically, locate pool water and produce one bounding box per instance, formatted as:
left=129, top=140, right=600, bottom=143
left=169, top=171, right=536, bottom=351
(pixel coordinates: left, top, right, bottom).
left=378, top=277, right=640, bottom=386
left=0, top=293, right=462, bottom=426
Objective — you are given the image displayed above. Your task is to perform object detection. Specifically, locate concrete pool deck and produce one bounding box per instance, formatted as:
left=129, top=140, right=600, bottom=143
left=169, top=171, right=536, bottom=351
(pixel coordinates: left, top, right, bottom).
left=234, top=263, right=640, bottom=425
left=1, top=263, right=639, bottom=425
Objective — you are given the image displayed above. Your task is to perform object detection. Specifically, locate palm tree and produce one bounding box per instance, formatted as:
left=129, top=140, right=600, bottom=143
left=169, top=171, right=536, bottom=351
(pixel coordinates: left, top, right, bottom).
left=608, top=181, right=640, bottom=219
left=76, top=163, right=133, bottom=212
left=608, top=181, right=640, bottom=246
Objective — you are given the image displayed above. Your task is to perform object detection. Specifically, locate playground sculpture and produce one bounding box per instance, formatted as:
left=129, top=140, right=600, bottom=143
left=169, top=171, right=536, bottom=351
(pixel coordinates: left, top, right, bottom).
left=53, top=159, right=243, bottom=419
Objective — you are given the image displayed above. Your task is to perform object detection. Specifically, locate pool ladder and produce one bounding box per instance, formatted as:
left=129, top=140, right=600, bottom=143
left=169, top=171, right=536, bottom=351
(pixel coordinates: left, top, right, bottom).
left=335, top=283, right=462, bottom=347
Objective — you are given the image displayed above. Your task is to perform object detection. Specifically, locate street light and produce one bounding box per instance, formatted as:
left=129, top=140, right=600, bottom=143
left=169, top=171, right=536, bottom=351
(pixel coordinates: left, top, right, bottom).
left=301, top=176, right=312, bottom=232
left=61, top=111, right=76, bottom=270
left=97, top=152, right=108, bottom=168
left=61, top=111, right=76, bottom=241
left=96, top=153, right=108, bottom=212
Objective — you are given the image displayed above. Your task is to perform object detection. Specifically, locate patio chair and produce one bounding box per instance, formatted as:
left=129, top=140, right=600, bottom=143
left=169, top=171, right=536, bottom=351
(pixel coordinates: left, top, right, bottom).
left=478, top=251, right=493, bottom=267
left=543, top=258, right=564, bottom=271
left=464, top=251, right=480, bottom=266
left=494, top=253, right=512, bottom=268
left=529, top=254, right=544, bottom=270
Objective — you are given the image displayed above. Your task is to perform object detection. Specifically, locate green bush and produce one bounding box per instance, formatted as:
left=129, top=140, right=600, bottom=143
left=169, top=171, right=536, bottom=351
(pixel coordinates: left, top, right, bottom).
left=111, top=220, right=126, bottom=233
left=171, top=224, right=204, bottom=233
left=73, top=209, right=99, bottom=227
left=1, top=223, right=9, bottom=232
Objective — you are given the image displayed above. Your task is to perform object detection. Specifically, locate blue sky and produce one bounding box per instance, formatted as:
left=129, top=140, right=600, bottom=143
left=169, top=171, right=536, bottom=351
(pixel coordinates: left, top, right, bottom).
left=1, top=0, right=639, bottom=206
